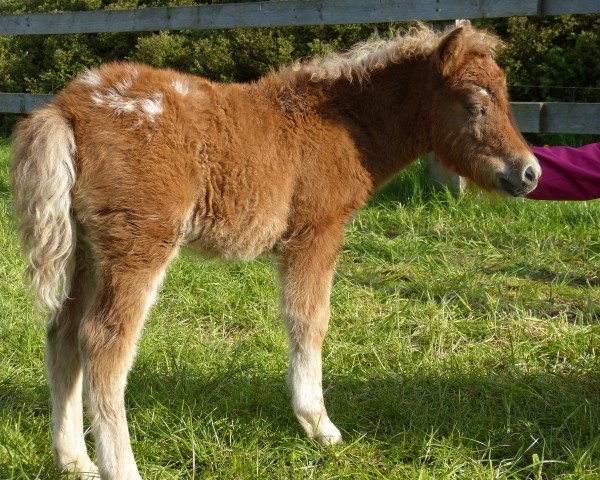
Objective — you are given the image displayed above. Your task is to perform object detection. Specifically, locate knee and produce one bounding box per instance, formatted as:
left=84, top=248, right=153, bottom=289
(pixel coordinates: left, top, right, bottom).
left=79, top=317, right=139, bottom=394
left=79, top=319, right=118, bottom=358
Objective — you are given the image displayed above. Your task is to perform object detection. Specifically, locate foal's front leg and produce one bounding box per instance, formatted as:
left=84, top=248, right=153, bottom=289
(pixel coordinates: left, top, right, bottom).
left=278, top=225, right=344, bottom=445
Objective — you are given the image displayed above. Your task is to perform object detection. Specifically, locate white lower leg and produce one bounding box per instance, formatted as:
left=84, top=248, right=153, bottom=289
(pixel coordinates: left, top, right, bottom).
left=47, top=315, right=98, bottom=478
left=288, top=345, right=342, bottom=445
left=51, top=367, right=98, bottom=477
left=278, top=231, right=344, bottom=446
left=90, top=393, right=140, bottom=480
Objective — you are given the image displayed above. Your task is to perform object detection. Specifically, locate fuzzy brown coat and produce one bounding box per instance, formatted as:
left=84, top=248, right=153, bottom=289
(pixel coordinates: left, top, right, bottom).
left=10, top=23, right=540, bottom=480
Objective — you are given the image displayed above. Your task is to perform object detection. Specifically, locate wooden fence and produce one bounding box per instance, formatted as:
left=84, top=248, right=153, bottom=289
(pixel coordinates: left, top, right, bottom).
left=1, top=92, right=597, bottom=137
left=0, top=0, right=598, bottom=192
left=0, top=0, right=598, bottom=35
left=0, top=0, right=598, bottom=130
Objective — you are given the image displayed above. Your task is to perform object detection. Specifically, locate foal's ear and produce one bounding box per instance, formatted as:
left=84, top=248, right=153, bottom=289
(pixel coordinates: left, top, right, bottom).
left=437, top=26, right=468, bottom=77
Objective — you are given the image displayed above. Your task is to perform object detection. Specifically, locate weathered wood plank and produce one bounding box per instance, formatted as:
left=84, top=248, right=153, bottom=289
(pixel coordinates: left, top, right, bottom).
left=0, top=0, right=543, bottom=35
left=543, top=103, right=600, bottom=135
left=0, top=93, right=54, bottom=114
left=511, top=102, right=543, bottom=133
left=510, top=102, right=600, bottom=135
left=1, top=94, right=598, bottom=135
left=542, top=0, right=599, bottom=15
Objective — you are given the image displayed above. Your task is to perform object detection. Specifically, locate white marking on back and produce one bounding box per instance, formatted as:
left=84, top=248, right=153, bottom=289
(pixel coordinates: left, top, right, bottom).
left=90, top=69, right=163, bottom=124
left=139, top=93, right=164, bottom=122
left=171, top=79, right=189, bottom=96
left=113, top=68, right=138, bottom=95
left=91, top=91, right=104, bottom=105
left=78, top=69, right=101, bottom=86
left=105, top=93, right=138, bottom=114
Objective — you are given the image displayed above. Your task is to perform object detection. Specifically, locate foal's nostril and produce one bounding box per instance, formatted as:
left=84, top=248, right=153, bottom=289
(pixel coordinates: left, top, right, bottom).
left=523, top=166, right=537, bottom=184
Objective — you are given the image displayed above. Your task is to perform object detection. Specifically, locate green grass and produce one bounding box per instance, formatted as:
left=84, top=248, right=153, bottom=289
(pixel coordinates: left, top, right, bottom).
left=1, top=136, right=600, bottom=479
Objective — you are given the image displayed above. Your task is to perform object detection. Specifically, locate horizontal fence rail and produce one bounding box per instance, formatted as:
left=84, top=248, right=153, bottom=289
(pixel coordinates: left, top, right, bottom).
left=0, top=94, right=598, bottom=134
left=0, top=0, right=598, bottom=35
left=0, top=93, right=54, bottom=114
left=512, top=102, right=600, bottom=135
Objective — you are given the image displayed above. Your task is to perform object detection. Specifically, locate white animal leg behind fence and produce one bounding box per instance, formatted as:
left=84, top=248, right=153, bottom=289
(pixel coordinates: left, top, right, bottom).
left=426, top=152, right=465, bottom=195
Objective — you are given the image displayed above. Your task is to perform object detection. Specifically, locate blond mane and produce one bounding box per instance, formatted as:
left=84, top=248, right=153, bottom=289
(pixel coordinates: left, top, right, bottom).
left=289, top=24, right=503, bottom=84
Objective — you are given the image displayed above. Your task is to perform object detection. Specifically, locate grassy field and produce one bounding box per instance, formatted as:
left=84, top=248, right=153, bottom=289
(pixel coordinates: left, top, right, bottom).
left=1, top=136, right=600, bottom=479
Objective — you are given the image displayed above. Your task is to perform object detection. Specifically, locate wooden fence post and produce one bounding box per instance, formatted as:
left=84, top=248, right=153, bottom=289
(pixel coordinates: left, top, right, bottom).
left=426, top=153, right=465, bottom=195
left=426, top=19, right=467, bottom=195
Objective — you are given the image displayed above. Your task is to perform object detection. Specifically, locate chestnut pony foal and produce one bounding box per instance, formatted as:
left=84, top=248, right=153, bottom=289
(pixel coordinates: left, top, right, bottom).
left=11, top=23, right=540, bottom=479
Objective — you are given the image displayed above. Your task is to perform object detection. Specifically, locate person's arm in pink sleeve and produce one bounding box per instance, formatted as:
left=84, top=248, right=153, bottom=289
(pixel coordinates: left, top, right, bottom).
left=526, top=143, right=600, bottom=200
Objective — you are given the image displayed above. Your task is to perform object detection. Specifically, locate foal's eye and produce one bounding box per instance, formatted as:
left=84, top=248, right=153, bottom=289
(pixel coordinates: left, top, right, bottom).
left=466, top=105, right=485, bottom=117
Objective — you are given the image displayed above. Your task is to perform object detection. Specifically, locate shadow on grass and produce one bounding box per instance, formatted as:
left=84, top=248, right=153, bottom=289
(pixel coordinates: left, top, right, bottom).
left=483, top=262, right=600, bottom=288
left=3, top=363, right=600, bottom=477
left=125, top=361, right=600, bottom=476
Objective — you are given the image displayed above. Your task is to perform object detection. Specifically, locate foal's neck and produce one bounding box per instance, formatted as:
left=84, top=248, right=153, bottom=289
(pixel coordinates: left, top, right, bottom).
left=321, top=57, right=437, bottom=188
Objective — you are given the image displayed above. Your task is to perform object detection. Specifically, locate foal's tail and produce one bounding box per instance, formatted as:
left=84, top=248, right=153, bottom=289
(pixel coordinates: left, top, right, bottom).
left=10, top=105, right=77, bottom=314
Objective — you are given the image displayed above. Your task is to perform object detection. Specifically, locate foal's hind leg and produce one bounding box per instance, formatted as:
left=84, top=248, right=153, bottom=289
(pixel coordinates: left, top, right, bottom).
left=46, top=245, right=98, bottom=479
left=79, top=246, right=176, bottom=480
left=278, top=224, right=344, bottom=445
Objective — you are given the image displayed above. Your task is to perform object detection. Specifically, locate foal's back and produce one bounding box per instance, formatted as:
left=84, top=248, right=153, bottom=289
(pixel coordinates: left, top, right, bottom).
left=55, top=63, right=302, bottom=260
left=56, top=62, right=370, bottom=261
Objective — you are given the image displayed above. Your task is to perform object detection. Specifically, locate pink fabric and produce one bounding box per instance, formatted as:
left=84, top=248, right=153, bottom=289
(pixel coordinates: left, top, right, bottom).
left=526, top=143, right=600, bottom=201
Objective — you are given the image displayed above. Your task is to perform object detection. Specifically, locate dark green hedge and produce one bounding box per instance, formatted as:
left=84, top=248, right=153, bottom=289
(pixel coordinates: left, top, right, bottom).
left=0, top=2, right=598, bottom=99
left=0, top=1, right=598, bottom=135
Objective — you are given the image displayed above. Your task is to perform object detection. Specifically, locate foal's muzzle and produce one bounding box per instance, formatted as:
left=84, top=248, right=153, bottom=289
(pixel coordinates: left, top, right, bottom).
left=497, top=156, right=541, bottom=197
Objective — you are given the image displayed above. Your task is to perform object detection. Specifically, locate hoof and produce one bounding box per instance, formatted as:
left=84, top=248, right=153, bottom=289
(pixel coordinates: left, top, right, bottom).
left=315, top=431, right=343, bottom=446
left=313, top=418, right=343, bottom=446
left=98, top=467, right=142, bottom=480
left=59, top=458, right=100, bottom=479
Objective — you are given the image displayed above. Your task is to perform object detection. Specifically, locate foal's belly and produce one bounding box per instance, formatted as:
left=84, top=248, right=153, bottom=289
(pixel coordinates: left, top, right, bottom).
left=183, top=203, right=290, bottom=261
left=182, top=146, right=295, bottom=261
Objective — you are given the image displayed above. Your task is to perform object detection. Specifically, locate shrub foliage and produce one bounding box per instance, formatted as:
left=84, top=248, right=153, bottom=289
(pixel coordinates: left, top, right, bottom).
left=0, top=2, right=598, bottom=120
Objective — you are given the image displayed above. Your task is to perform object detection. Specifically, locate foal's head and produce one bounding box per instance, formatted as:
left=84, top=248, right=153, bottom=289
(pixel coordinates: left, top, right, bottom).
left=430, top=23, right=540, bottom=196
